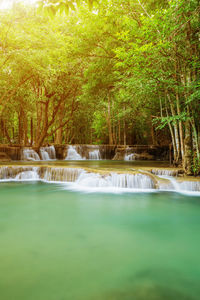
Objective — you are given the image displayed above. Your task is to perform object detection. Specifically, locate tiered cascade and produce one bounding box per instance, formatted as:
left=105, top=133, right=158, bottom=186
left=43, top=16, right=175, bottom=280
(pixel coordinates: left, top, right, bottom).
left=124, top=153, right=135, bottom=161
left=65, top=146, right=84, bottom=160
left=88, top=149, right=101, bottom=160
left=22, top=146, right=56, bottom=161
left=0, top=166, right=200, bottom=194
left=22, top=149, right=40, bottom=161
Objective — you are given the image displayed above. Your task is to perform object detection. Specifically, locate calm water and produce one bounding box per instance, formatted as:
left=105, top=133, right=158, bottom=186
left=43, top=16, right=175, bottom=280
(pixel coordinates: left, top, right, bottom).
left=0, top=182, right=200, bottom=300
left=0, top=160, right=170, bottom=171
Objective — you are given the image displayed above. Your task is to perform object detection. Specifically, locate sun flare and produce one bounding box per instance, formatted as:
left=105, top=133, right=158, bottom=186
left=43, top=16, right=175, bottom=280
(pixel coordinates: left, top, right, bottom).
left=0, top=0, right=37, bottom=10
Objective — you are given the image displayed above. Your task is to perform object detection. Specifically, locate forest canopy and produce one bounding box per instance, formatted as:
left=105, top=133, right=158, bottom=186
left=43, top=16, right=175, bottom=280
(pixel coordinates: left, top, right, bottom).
left=0, top=0, right=199, bottom=173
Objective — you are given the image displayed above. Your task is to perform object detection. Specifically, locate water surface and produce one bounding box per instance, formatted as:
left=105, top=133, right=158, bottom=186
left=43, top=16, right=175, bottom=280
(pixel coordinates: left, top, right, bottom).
left=0, top=182, right=200, bottom=300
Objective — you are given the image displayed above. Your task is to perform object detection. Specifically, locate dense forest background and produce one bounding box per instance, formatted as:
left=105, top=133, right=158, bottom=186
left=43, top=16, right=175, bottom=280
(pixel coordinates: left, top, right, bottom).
left=0, top=0, right=199, bottom=173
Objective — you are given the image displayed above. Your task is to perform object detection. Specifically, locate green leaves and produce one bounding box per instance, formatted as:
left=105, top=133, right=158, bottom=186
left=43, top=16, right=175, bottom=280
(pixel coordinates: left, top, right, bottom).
left=153, top=112, right=188, bottom=130
left=36, top=0, right=97, bottom=16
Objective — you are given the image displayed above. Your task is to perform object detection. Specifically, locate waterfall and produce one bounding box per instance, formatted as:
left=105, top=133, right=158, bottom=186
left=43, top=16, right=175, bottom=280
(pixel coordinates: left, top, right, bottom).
left=0, top=166, right=38, bottom=180
left=22, top=149, right=40, bottom=161
left=44, top=146, right=56, bottom=159
left=40, top=149, right=50, bottom=160
left=89, top=149, right=101, bottom=160
left=65, top=146, right=84, bottom=160
left=0, top=166, right=83, bottom=183
left=0, top=166, right=200, bottom=194
left=73, top=171, right=155, bottom=191
left=156, top=173, right=200, bottom=194
left=15, top=169, right=40, bottom=181
left=40, top=146, right=56, bottom=160
left=179, top=181, right=200, bottom=192
left=22, top=146, right=56, bottom=161
left=39, top=167, right=83, bottom=182
left=0, top=166, right=155, bottom=189
left=110, top=173, right=154, bottom=189
left=151, top=169, right=179, bottom=177
left=124, top=153, right=135, bottom=161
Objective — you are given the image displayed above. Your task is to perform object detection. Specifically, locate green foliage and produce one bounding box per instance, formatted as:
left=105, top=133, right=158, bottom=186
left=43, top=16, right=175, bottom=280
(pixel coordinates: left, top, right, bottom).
left=37, top=0, right=97, bottom=15
left=153, top=112, right=188, bottom=130
left=191, top=156, right=200, bottom=177
left=0, top=0, right=199, bottom=159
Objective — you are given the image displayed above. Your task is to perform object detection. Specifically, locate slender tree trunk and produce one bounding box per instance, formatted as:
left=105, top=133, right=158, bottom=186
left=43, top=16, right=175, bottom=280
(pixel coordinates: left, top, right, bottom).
left=165, top=98, right=177, bottom=163
left=30, top=118, right=33, bottom=146
left=107, top=94, right=113, bottom=145
left=118, top=119, right=121, bottom=145
left=166, top=92, right=180, bottom=164
left=184, top=118, right=192, bottom=175
left=190, top=115, right=199, bottom=159
left=176, top=91, right=185, bottom=163
left=123, top=105, right=126, bottom=146
left=55, top=103, right=64, bottom=144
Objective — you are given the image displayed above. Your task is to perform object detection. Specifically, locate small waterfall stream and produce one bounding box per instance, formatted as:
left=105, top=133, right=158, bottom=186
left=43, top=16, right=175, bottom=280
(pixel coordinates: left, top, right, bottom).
left=40, top=146, right=56, bottom=160
left=89, top=149, right=101, bottom=160
left=0, top=166, right=200, bottom=194
left=22, top=149, right=40, bottom=161
left=65, top=146, right=84, bottom=160
left=22, top=146, right=56, bottom=161
left=124, top=153, right=135, bottom=161
left=40, top=149, right=50, bottom=160
left=151, top=169, right=179, bottom=177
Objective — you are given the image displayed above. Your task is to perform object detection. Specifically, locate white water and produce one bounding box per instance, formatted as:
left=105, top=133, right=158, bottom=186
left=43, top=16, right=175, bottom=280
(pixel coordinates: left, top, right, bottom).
left=65, top=146, right=84, bottom=160
left=39, top=167, right=83, bottom=182
left=124, top=153, right=135, bottom=161
left=89, top=149, right=101, bottom=160
left=75, top=172, right=154, bottom=189
left=44, top=145, right=56, bottom=159
left=151, top=169, right=179, bottom=176
left=156, top=174, right=200, bottom=195
left=22, top=149, right=40, bottom=161
left=0, top=166, right=200, bottom=195
left=40, top=149, right=50, bottom=160
left=22, top=146, right=56, bottom=161
left=15, top=169, right=40, bottom=181
left=40, top=146, right=56, bottom=160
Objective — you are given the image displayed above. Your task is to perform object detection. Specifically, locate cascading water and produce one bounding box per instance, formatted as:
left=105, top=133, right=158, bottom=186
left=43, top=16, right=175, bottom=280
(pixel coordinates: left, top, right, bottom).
left=44, top=146, right=56, bottom=159
left=0, top=166, right=38, bottom=180
left=124, top=153, right=135, bottom=161
left=151, top=169, right=179, bottom=177
left=15, top=168, right=40, bottom=181
left=21, top=149, right=40, bottom=161
left=40, top=149, right=50, bottom=160
left=22, top=146, right=56, bottom=161
left=65, top=146, right=84, bottom=160
left=179, top=181, right=200, bottom=192
left=39, top=167, right=83, bottom=182
left=0, top=166, right=200, bottom=194
left=163, top=177, right=200, bottom=193
left=40, top=145, right=56, bottom=160
left=89, top=149, right=101, bottom=160
left=75, top=172, right=155, bottom=190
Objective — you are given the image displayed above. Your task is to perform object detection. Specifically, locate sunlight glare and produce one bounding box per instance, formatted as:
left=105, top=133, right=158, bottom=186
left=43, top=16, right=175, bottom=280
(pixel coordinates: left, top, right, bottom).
left=0, top=0, right=38, bottom=10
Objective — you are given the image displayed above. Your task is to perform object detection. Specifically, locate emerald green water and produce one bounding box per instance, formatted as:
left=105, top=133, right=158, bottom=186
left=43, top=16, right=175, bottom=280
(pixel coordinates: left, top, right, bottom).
left=0, top=182, right=200, bottom=300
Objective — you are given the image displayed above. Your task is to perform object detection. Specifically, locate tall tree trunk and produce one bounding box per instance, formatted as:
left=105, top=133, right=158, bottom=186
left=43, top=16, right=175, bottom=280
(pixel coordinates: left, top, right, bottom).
left=118, top=119, right=121, bottom=145
left=176, top=91, right=185, bottom=163
left=123, top=105, right=126, bottom=146
left=30, top=118, right=33, bottom=146
left=184, top=118, right=192, bottom=175
left=167, top=92, right=180, bottom=164
left=107, top=94, right=113, bottom=145
left=165, top=97, right=177, bottom=163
